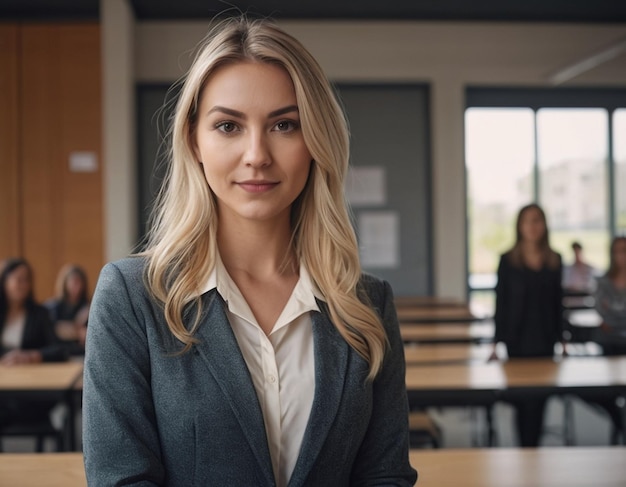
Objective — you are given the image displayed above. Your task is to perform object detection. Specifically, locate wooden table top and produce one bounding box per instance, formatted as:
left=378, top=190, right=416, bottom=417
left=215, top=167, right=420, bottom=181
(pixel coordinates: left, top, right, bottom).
left=404, top=343, right=495, bottom=364
left=410, top=447, right=626, bottom=487
left=0, top=453, right=86, bottom=487
left=406, top=355, right=626, bottom=391
left=397, top=306, right=476, bottom=323
left=5, top=448, right=623, bottom=487
left=394, top=296, right=467, bottom=308
left=400, top=321, right=494, bottom=344
left=0, top=361, right=83, bottom=391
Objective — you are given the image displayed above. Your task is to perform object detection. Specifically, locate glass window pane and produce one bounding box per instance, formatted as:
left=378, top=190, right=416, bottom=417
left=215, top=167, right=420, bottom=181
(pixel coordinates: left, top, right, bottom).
left=537, top=108, right=609, bottom=271
left=615, top=109, right=626, bottom=235
left=465, top=108, right=534, bottom=317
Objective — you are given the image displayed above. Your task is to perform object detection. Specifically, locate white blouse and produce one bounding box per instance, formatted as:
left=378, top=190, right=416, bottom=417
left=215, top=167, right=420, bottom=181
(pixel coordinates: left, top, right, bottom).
left=2, top=311, right=26, bottom=349
left=201, top=255, right=321, bottom=487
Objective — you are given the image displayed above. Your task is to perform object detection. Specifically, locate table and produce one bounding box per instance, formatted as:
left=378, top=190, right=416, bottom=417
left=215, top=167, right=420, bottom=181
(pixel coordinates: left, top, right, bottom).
left=406, top=356, right=626, bottom=399
left=404, top=343, right=494, bottom=364
left=0, top=361, right=83, bottom=451
left=397, top=306, right=476, bottom=323
left=406, top=356, right=626, bottom=446
left=400, top=321, right=494, bottom=344
left=3, top=448, right=623, bottom=487
left=394, top=296, right=467, bottom=308
left=0, top=453, right=86, bottom=487
left=409, top=447, right=626, bottom=487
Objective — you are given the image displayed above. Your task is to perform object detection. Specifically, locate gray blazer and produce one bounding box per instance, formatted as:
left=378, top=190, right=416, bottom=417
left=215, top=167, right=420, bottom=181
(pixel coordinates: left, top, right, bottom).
left=83, top=258, right=417, bottom=486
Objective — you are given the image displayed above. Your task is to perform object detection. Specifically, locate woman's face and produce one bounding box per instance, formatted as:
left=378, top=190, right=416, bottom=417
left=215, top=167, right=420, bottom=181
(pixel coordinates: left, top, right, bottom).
left=612, top=239, right=626, bottom=271
left=65, top=272, right=84, bottom=302
left=194, top=61, right=312, bottom=227
left=4, top=265, right=31, bottom=305
left=519, top=207, right=546, bottom=244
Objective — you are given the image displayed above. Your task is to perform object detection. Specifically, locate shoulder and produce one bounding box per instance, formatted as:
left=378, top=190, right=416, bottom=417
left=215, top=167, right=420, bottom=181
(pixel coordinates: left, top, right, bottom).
left=358, top=272, right=389, bottom=299
left=97, top=257, right=147, bottom=289
left=357, top=272, right=394, bottom=316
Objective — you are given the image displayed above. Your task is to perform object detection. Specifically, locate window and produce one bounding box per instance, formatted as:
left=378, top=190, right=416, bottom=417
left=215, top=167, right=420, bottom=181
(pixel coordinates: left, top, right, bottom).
left=615, top=109, right=626, bottom=234
left=537, top=108, right=609, bottom=270
left=465, top=89, right=626, bottom=317
left=465, top=108, right=534, bottom=316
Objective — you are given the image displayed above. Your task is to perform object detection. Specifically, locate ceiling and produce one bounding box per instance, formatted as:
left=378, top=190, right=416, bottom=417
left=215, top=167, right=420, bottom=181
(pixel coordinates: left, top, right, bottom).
left=2, top=0, right=626, bottom=23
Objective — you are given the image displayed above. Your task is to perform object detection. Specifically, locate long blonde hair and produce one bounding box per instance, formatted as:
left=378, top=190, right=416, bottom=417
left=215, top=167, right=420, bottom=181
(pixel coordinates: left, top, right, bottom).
left=141, top=17, right=387, bottom=379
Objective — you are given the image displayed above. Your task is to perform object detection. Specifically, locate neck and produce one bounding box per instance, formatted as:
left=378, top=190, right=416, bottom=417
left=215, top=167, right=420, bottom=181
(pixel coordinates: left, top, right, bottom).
left=7, top=300, right=26, bottom=316
left=217, top=217, right=297, bottom=279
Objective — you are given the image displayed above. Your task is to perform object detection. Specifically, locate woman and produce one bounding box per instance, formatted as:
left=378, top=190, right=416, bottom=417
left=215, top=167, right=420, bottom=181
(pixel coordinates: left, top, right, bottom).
left=589, top=236, right=626, bottom=444
left=83, top=17, right=417, bottom=487
left=490, top=203, right=564, bottom=447
left=45, top=264, right=90, bottom=352
left=0, top=258, right=66, bottom=427
left=594, top=236, right=626, bottom=355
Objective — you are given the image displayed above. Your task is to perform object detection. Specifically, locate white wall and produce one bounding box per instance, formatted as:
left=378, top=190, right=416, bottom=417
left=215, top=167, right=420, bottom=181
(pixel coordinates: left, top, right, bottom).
left=101, top=0, right=137, bottom=261
left=103, top=15, right=626, bottom=298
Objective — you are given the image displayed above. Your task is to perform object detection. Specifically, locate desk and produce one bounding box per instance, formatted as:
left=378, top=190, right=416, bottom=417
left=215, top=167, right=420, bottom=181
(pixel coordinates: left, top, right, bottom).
left=409, top=447, right=626, bottom=487
left=406, top=356, right=626, bottom=399
left=394, top=296, right=467, bottom=308
left=0, top=361, right=83, bottom=450
left=406, top=356, right=626, bottom=446
left=404, top=343, right=494, bottom=364
left=397, top=306, right=476, bottom=323
left=400, top=321, right=494, bottom=344
left=0, top=453, right=86, bottom=487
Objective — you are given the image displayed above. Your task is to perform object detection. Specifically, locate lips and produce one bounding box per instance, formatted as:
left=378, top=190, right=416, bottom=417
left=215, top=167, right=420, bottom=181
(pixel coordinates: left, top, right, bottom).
left=236, top=180, right=279, bottom=193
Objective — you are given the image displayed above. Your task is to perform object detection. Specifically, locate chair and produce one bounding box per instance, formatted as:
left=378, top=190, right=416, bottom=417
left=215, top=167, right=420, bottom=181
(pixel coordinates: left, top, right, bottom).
left=0, top=417, right=65, bottom=452
left=408, top=410, right=442, bottom=448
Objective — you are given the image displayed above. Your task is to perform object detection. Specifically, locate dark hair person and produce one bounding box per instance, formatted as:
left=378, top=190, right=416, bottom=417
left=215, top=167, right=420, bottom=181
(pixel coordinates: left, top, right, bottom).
left=490, top=203, right=564, bottom=447
left=0, top=257, right=66, bottom=429
left=82, top=16, right=417, bottom=486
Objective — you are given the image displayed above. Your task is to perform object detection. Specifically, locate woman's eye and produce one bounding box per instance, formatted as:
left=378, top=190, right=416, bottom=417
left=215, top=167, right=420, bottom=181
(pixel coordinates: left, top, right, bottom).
left=215, top=121, right=238, bottom=133
left=274, top=120, right=299, bottom=132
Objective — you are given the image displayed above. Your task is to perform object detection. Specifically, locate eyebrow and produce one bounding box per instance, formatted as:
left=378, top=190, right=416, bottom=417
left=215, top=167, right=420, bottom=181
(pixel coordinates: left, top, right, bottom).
left=206, top=105, right=299, bottom=119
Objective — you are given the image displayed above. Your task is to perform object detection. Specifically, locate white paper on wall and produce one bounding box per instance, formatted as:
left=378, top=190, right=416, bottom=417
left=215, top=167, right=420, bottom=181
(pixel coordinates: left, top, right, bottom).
left=345, top=166, right=386, bottom=207
left=358, top=211, right=399, bottom=268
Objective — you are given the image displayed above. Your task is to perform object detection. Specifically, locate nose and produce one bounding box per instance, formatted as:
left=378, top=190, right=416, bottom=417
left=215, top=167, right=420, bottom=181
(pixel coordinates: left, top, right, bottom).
left=242, top=129, right=271, bottom=168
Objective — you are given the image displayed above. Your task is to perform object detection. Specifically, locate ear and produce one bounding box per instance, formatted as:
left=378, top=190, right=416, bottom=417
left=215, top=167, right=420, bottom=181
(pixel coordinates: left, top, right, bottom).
left=188, top=123, right=202, bottom=164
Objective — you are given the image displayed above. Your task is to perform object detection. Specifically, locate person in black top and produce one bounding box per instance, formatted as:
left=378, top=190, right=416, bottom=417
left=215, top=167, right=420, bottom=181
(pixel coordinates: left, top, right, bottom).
left=0, top=257, right=67, bottom=430
left=490, top=203, right=564, bottom=446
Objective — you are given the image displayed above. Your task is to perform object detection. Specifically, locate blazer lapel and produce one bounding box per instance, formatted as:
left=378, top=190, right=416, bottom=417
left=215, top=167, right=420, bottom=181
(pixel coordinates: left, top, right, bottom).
left=193, top=291, right=275, bottom=486
left=289, top=303, right=350, bottom=486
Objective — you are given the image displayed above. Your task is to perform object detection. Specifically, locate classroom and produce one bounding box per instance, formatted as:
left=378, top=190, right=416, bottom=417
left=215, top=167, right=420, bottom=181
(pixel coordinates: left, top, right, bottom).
left=1, top=1, right=626, bottom=486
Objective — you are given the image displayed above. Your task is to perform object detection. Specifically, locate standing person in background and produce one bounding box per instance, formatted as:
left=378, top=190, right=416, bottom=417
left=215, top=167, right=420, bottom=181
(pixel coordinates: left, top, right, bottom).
left=490, top=203, right=564, bottom=447
left=83, top=16, right=416, bottom=486
left=45, top=264, right=90, bottom=353
left=562, top=241, right=597, bottom=295
left=0, top=258, right=67, bottom=429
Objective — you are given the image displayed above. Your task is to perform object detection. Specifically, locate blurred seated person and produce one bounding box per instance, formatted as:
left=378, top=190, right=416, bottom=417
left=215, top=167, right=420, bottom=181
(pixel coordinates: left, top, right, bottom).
left=562, top=241, right=597, bottom=295
left=588, top=236, right=626, bottom=443
left=0, top=258, right=67, bottom=430
left=45, top=264, right=90, bottom=353
left=593, top=236, right=626, bottom=355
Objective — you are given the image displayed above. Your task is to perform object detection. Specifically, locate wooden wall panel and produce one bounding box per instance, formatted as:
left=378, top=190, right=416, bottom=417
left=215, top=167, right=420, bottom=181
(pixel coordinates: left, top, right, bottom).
left=0, top=25, right=20, bottom=261
left=20, top=24, right=103, bottom=300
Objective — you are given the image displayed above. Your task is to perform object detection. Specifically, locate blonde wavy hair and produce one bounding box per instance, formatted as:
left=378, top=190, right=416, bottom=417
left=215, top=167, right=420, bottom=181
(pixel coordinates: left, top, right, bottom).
left=141, top=16, right=387, bottom=379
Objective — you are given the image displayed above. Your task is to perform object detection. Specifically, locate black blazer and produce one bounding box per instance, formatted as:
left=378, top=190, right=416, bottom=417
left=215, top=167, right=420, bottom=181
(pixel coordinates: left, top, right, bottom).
left=0, top=304, right=67, bottom=362
left=494, top=252, right=563, bottom=357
